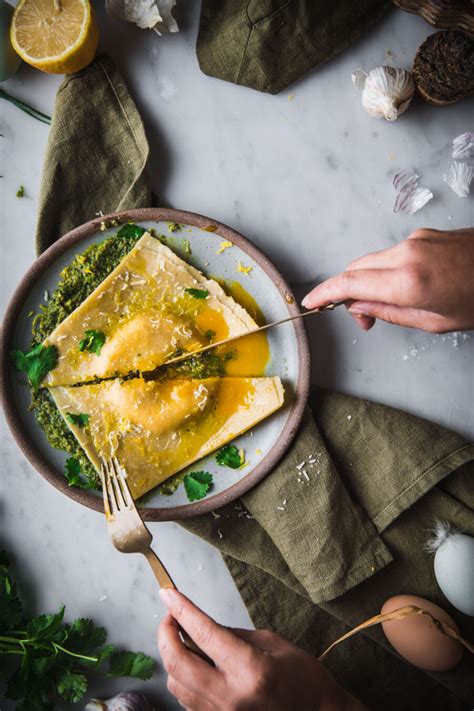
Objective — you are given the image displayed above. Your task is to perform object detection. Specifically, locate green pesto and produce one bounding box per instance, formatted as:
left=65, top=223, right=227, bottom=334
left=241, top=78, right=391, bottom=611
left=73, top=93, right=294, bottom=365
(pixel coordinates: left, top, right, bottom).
left=30, top=227, right=229, bottom=495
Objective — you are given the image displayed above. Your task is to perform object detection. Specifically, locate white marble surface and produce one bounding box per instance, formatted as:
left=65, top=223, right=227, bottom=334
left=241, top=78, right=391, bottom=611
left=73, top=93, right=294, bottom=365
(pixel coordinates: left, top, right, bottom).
left=1, top=2, right=473, bottom=707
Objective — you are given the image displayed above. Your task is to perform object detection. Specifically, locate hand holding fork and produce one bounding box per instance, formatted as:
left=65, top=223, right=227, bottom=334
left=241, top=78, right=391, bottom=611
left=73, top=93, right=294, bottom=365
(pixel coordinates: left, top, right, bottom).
left=99, top=457, right=211, bottom=663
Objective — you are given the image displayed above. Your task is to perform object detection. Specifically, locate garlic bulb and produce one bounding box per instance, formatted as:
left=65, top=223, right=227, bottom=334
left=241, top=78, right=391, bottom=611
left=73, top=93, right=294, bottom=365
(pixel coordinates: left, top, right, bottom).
left=106, top=0, right=178, bottom=35
left=85, top=691, right=154, bottom=711
left=361, top=66, right=415, bottom=121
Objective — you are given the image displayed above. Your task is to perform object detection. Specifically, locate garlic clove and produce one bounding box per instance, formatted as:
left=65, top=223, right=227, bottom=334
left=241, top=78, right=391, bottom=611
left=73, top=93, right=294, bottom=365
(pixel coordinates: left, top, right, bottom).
left=393, top=167, right=419, bottom=194
left=394, top=186, right=433, bottom=214
left=105, top=0, right=178, bottom=34
left=151, top=0, right=178, bottom=34
left=85, top=691, right=154, bottom=711
left=452, top=132, right=474, bottom=160
left=444, top=161, right=473, bottom=198
left=361, top=66, right=415, bottom=121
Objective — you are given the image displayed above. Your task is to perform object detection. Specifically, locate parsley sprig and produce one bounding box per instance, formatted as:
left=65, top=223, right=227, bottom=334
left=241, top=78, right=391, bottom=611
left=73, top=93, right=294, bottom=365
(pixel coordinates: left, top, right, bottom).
left=66, top=413, right=89, bottom=428
left=185, top=288, right=209, bottom=300
left=64, top=457, right=95, bottom=489
left=216, top=444, right=244, bottom=469
left=10, top=344, right=58, bottom=392
left=116, top=223, right=146, bottom=239
left=184, top=471, right=213, bottom=501
left=0, top=551, right=154, bottom=708
left=78, top=329, right=106, bottom=355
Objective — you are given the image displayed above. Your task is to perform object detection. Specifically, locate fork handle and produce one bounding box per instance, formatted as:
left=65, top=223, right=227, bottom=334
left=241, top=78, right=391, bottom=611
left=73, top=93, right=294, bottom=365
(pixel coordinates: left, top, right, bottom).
left=143, top=548, right=214, bottom=665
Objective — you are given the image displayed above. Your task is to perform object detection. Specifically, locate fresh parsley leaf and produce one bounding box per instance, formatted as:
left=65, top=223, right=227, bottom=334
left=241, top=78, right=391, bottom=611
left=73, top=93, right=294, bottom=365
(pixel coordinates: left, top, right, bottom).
left=184, top=471, right=213, bottom=502
left=57, top=671, right=88, bottom=702
left=108, top=651, right=155, bottom=680
left=16, top=185, right=25, bottom=198
left=78, top=329, right=106, bottom=355
left=116, top=223, right=146, bottom=239
left=68, top=618, right=107, bottom=655
left=10, top=343, right=58, bottom=391
left=64, top=457, right=95, bottom=489
left=167, top=221, right=183, bottom=232
left=185, top=288, right=209, bottom=299
left=66, top=412, right=89, bottom=428
left=27, top=607, right=65, bottom=642
left=0, top=553, right=23, bottom=630
left=216, top=444, right=244, bottom=469
left=204, top=329, right=216, bottom=340
left=0, top=551, right=155, bottom=707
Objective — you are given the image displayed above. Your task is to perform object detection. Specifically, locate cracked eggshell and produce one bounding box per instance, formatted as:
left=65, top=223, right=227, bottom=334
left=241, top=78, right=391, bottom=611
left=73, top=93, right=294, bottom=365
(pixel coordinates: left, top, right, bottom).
left=381, top=595, right=463, bottom=671
left=434, top=533, right=474, bottom=616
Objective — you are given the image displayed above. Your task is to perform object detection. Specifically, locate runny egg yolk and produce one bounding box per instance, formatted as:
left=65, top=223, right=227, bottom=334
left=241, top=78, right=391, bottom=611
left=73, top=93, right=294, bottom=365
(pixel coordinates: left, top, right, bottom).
left=219, top=280, right=270, bottom=377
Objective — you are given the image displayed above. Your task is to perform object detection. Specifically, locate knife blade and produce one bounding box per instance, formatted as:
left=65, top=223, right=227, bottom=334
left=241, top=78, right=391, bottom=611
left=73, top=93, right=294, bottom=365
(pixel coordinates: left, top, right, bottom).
left=147, top=300, right=346, bottom=371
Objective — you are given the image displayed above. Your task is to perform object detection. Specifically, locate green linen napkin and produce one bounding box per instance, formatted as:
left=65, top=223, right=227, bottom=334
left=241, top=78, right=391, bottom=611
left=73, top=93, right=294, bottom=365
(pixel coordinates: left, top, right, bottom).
left=35, top=58, right=474, bottom=709
left=36, top=56, right=150, bottom=254
left=197, top=0, right=392, bottom=94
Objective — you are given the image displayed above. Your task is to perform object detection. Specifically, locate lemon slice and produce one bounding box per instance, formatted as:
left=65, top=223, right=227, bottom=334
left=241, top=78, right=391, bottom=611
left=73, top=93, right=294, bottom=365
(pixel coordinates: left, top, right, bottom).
left=10, top=0, right=99, bottom=74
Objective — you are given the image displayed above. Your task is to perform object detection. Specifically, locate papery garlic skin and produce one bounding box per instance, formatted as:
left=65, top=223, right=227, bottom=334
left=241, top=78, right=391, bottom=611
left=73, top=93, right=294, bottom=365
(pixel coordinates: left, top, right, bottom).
left=351, top=69, right=367, bottom=90
left=362, top=66, right=415, bottom=121
left=106, top=0, right=178, bottom=34
left=394, top=187, right=433, bottom=214
left=444, top=161, right=473, bottom=198
left=452, top=132, right=474, bottom=160
left=85, top=691, right=154, bottom=711
left=393, top=167, right=419, bottom=194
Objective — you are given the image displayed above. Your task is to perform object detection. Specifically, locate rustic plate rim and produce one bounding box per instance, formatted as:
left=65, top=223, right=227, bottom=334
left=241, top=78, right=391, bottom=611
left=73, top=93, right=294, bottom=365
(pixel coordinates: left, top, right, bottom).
left=1, top=207, right=310, bottom=521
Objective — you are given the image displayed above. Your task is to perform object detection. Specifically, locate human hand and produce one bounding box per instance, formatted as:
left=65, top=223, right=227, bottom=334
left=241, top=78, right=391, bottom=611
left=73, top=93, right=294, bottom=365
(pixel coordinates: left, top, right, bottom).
left=158, top=588, right=363, bottom=711
left=302, top=228, right=474, bottom=333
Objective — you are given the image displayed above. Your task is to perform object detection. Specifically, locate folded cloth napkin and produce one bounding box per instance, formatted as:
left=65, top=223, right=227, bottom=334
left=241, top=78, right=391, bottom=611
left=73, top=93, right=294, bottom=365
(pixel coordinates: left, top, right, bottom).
left=197, top=0, right=392, bottom=94
left=36, top=58, right=474, bottom=709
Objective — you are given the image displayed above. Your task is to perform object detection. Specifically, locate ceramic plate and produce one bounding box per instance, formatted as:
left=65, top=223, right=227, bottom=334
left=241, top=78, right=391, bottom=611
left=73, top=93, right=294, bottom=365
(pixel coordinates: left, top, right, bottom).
left=2, top=208, right=310, bottom=520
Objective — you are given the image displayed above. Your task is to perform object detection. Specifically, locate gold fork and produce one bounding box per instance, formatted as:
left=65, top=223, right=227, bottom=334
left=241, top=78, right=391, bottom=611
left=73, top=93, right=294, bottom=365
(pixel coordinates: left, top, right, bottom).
left=99, top=456, right=210, bottom=662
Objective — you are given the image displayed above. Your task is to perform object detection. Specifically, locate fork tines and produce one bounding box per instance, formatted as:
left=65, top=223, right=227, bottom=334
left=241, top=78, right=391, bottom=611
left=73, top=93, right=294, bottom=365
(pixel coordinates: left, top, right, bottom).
left=100, top=457, right=134, bottom=516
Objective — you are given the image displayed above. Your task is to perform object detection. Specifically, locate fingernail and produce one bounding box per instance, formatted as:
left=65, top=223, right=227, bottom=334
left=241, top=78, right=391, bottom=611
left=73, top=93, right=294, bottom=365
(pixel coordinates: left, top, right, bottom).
left=301, top=295, right=311, bottom=308
left=159, top=587, right=178, bottom=607
left=348, top=306, right=370, bottom=317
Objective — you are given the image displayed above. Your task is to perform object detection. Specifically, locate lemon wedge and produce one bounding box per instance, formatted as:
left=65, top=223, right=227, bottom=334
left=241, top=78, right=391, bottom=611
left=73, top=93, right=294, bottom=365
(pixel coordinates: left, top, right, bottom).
left=10, top=0, right=99, bottom=74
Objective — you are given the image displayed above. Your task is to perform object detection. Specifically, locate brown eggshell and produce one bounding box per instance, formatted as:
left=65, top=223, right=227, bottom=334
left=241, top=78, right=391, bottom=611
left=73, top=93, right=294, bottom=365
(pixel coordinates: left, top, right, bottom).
left=381, top=595, right=463, bottom=672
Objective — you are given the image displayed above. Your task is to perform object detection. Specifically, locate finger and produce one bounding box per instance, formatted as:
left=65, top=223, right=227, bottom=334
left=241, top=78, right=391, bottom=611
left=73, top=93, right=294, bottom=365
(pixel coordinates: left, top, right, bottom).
left=231, top=627, right=285, bottom=652
left=346, top=246, right=399, bottom=271
left=343, top=301, right=376, bottom=330
left=348, top=301, right=450, bottom=332
left=158, top=613, right=222, bottom=696
left=350, top=313, right=376, bottom=330
left=160, top=589, right=255, bottom=669
left=167, top=676, right=212, bottom=711
left=301, top=269, right=415, bottom=311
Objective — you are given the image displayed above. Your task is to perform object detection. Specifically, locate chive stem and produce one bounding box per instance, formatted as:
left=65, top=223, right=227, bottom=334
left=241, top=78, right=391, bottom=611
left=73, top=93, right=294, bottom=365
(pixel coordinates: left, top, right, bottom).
left=0, top=89, right=51, bottom=125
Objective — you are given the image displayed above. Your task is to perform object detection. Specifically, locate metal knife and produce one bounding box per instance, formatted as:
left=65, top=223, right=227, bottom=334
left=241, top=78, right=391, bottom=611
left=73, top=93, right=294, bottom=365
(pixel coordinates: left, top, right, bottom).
left=150, top=300, right=346, bottom=370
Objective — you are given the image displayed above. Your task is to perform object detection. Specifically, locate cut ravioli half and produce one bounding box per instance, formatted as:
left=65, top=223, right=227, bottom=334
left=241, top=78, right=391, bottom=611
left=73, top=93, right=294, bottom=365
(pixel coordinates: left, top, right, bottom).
left=43, top=233, right=261, bottom=386
left=50, top=376, right=284, bottom=498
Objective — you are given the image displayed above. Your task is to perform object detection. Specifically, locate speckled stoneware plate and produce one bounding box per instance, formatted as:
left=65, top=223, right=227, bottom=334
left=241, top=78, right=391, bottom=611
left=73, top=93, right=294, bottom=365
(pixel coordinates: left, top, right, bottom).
left=2, top=208, right=310, bottom=521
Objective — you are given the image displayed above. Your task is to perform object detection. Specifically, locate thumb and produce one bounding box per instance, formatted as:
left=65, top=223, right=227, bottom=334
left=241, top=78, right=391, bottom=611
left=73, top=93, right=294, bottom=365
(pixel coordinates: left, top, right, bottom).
left=159, top=588, right=252, bottom=667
